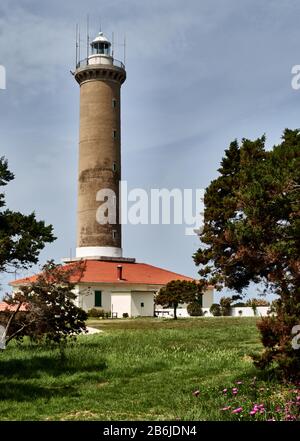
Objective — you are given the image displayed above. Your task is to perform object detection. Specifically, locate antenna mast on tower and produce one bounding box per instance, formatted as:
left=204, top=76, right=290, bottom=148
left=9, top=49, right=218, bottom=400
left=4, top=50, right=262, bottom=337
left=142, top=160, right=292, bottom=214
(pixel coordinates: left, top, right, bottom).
left=86, top=15, right=90, bottom=59
left=124, top=34, right=126, bottom=65
left=112, top=32, right=115, bottom=58
left=75, top=24, right=79, bottom=67
left=78, top=25, right=81, bottom=63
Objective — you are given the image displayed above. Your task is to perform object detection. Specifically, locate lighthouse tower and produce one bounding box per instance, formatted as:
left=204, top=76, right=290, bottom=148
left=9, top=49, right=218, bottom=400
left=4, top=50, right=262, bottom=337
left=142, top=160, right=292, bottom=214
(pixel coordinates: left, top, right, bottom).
left=74, top=32, right=126, bottom=259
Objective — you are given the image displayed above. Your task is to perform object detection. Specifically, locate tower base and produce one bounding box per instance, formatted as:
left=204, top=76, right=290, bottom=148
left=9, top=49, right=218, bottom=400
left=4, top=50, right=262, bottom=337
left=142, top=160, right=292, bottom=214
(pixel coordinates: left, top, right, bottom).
left=76, top=246, right=123, bottom=259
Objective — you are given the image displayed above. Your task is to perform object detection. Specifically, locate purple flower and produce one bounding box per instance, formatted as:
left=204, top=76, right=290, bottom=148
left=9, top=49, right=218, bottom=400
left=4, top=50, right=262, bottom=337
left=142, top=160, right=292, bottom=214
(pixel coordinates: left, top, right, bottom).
left=231, top=407, right=243, bottom=414
left=249, top=410, right=257, bottom=416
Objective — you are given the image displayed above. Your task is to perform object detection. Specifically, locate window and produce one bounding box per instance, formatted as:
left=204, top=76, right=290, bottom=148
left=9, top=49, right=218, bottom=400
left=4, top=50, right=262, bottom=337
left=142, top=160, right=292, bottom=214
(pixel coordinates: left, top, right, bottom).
left=94, top=290, right=102, bottom=307
left=113, top=230, right=117, bottom=239
left=92, top=42, right=110, bottom=56
left=112, top=130, right=117, bottom=139
left=113, top=162, right=117, bottom=171
left=112, top=99, right=117, bottom=109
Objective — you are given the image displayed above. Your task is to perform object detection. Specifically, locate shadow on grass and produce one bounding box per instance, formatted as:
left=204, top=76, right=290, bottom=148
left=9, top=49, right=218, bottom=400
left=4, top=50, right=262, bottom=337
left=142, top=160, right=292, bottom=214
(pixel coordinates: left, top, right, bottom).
left=0, top=354, right=108, bottom=380
left=0, top=379, right=80, bottom=402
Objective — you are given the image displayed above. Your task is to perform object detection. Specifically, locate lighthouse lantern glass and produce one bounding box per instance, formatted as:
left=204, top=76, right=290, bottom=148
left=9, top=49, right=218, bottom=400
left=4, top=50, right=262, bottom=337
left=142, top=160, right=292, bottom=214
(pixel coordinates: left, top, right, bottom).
left=91, top=42, right=110, bottom=56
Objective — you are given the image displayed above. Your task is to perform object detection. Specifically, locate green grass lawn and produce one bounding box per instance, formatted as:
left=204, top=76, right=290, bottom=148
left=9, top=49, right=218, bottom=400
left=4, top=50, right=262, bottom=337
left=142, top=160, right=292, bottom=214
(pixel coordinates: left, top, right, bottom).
left=0, top=317, right=295, bottom=421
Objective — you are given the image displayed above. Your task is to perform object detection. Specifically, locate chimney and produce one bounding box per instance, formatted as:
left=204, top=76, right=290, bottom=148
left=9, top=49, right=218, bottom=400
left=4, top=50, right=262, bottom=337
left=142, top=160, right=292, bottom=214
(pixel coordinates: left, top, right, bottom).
left=117, top=265, right=123, bottom=280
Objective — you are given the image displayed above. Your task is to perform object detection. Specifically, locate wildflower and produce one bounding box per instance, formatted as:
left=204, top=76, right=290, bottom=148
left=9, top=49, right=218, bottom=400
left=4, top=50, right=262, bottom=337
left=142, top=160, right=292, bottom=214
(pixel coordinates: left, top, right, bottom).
left=222, top=388, right=227, bottom=394
left=192, top=390, right=200, bottom=397
left=236, top=381, right=243, bottom=385
left=231, top=407, right=243, bottom=414
left=232, top=388, right=238, bottom=395
left=221, top=406, right=231, bottom=411
left=249, top=410, right=256, bottom=416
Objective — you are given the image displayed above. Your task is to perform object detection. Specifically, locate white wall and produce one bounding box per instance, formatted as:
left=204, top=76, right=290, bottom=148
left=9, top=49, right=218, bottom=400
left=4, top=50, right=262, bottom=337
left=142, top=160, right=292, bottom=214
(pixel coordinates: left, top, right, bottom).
left=76, top=283, right=160, bottom=318
left=78, top=286, right=111, bottom=312
left=131, top=292, right=154, bottom=317
left=203, top=288, right=214, bottom=308
left=111, top=293, right=132, bottom=317
left=155, top=306, right=271, bottom=318
left=230, top=306, right=270, bottom=317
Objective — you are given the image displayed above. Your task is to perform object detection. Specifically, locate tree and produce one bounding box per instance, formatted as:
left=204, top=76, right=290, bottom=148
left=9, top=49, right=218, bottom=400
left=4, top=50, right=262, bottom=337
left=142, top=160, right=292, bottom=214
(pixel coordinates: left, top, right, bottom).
left=210, top=303, right=221, bottom=316
left=0, top=261, right=87, bottom=349
left=187, top=301, right=203, bottom=317
left=0, top=157, right=55, bottom=273
left=155, top=280, right=203, bottom=320
left=194, top=129, right=300, bottom=378
left=220, top=296, right=232, bottom=316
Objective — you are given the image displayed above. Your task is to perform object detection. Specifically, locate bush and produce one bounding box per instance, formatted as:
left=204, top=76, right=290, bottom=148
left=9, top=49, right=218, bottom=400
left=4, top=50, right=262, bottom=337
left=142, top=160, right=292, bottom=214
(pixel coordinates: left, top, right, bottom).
left=210, top=303, right=222, bottom=316
left=122, top=312, right=129, bottom=318
left=220, top=297, right=232, bottom=316
left=245, top=298, right=270, bottom=307
left=187, top=302, right=203, bottom=317
left=253, top=309, right=300, bottom=380
left=88, top=308, right=104, bottom=318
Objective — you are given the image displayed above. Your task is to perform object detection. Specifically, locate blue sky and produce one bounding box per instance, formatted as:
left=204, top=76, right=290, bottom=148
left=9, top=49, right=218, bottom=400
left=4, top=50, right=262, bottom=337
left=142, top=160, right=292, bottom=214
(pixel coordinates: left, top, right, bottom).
left=0, top=0, right=299, bottom=300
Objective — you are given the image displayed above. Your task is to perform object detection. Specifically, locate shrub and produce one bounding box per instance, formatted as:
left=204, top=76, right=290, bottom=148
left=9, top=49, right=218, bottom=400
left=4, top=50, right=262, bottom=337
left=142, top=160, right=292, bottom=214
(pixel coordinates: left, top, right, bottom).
left=220, top=297, right=232, bottom=316
left=245, top=298, right=270, bottom=307
left=122, top=312, right=129, bottom=318
left=88, top=308, right=104, bottom=318
left=187, top=302, right=203, bottom=317
left=253, top=306, right=300, bottom=380
left=210, top=303, right=222, bottom=316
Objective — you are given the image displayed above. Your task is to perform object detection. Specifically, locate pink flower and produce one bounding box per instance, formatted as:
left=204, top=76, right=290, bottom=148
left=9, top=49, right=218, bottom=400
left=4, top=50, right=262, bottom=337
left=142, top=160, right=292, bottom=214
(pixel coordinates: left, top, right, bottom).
left=192, top=390, right=200, bottom=397
left=231, top=407, right=243, bottom=414
left=222, top=388, right=228, bottom=394
left=249, top=410, right=257, bottom=416
left=232, top=388, right=238, bottom=395
left=221, top=406, right=231, bottom=411
left=236, top=381, right=243, bottom=385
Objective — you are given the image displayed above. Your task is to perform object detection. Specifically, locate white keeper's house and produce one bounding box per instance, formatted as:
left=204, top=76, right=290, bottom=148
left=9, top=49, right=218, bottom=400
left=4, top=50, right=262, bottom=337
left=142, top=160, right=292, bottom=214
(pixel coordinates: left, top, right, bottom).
left=11, top=259, right=214, bottom=318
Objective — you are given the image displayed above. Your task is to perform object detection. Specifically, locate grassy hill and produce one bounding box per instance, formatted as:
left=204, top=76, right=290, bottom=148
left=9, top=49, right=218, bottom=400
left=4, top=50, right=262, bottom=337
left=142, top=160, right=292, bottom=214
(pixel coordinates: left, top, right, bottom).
left=0, top=317, right=297, bottom=420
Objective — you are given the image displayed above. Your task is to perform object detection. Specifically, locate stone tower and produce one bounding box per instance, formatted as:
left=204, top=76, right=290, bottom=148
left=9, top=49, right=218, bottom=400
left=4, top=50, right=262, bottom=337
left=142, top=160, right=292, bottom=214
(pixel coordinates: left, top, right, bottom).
left=74, top=32, right=126, bottom=259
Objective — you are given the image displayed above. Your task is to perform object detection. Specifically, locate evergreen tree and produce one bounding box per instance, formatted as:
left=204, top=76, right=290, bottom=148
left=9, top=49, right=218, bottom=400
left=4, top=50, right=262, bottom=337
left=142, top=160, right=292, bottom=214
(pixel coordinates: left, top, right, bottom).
left=194, top=129, right=300, bottom=378
left=0, top=157, right=55, bottom=273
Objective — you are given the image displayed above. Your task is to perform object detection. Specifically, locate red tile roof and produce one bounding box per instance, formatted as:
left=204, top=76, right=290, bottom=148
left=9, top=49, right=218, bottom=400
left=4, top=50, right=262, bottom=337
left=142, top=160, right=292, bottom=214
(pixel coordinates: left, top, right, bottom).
left=0, top=302, right=28, bottom=312
left=11, top=260, right=197, bottom=286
